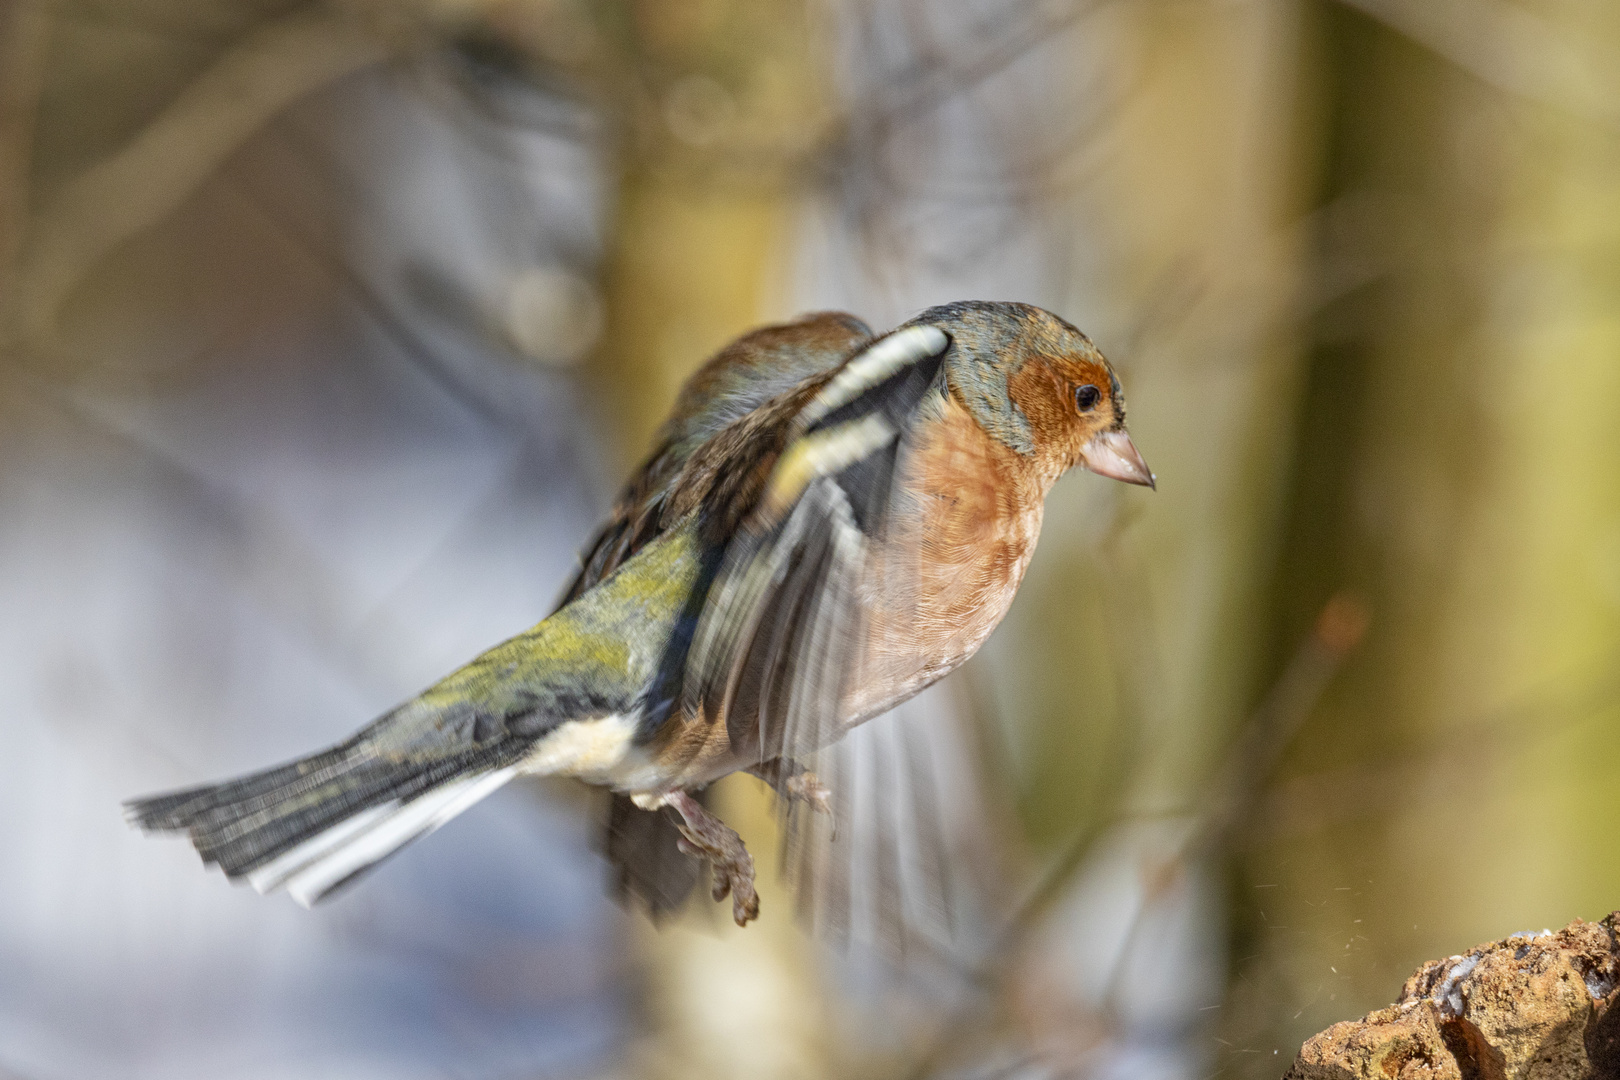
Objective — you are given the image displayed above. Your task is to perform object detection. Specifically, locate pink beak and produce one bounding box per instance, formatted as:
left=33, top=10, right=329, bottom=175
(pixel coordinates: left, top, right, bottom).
left=1080, top=429, right=1155, bottom=489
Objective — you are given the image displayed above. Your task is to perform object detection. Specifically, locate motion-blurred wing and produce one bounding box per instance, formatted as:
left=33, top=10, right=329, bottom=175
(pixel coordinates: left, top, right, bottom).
left=560, top=313, right=874, bottom=916
left=576, top=320, right=975, bottom=945
left=558, top=312, right=873, bottom=606
left=679, top=325, right=951, bottom=767
left=680, top=323, right=1025, bottom=959
left=784, top=678, right=1017, bottom=968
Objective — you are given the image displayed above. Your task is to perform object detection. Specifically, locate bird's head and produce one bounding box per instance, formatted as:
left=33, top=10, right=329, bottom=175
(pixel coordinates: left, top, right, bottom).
left=907, top=301, right=1154, bottom=490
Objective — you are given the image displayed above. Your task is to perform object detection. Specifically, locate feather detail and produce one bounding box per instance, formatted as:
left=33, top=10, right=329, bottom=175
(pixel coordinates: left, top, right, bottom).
left=279, top=766, right=518, bottom=906
left=795, top=325, right=948, bottom=429
left=757, top=411, right=896, bottom=524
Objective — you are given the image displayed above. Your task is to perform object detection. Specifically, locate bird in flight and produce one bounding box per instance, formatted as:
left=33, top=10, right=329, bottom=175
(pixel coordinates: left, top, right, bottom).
left=127, top=300, right=1153, bottom=928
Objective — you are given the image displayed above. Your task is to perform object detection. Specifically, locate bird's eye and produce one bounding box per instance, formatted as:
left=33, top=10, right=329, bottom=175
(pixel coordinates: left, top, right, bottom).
left=1075, top=384, right=1101, bottom=412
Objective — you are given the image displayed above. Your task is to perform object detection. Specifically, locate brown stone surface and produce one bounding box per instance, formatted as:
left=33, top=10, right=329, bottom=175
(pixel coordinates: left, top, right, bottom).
left=1284, top=913, right=1619, bottom=1080
left=1287, top=1000, right=1462, bottom=1079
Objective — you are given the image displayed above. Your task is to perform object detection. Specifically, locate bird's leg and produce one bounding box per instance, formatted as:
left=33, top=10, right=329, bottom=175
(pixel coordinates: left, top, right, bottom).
left=661, top=790, right=759, bottom=927
left=747, top=758, right=833, bottom=816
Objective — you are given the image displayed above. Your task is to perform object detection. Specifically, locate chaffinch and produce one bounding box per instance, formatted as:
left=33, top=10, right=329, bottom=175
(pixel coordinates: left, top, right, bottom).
left=128, top=301, right=1153, bottom=927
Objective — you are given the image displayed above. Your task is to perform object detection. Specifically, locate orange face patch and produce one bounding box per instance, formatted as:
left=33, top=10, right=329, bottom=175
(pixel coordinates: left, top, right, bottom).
left=1006, top=352, right=1119, bottom=477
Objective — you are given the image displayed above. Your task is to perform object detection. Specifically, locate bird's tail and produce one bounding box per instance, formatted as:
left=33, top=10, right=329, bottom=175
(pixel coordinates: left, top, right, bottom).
left=125, top=739, right=519, bottom=906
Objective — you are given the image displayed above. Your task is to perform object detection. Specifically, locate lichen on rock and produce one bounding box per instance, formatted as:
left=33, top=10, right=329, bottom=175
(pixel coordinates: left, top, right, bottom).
left=1285, top=912, right=1619, bottom=1080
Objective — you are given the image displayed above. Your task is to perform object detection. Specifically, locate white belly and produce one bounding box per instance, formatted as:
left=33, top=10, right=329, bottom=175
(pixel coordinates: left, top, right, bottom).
left=517, top=713, right=665, bottom=790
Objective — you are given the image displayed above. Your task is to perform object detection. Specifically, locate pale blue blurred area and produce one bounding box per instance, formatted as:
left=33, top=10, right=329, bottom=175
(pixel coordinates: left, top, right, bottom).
left=2, top=6, right=1237, bottom=1076
left=0, top=58, right=626, bottom=1079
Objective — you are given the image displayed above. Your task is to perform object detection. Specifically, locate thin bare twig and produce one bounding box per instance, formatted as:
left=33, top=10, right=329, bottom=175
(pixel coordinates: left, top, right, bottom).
left=904, top=593, right=1369, bottom=1078
left=1089, top=595, right=1370, bottom=1010
left=14, top=4, right=389, bottom=352
left=852, top=0, right=1127, bottom=133
left=1245, top=653, right=1620, bottom=846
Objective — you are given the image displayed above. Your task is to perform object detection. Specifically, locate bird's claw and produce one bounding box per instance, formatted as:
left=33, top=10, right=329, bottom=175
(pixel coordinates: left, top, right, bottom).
left=784, top=771, right=833, bottom=816
left=667, top=791, right=759, bottom=926
left=749, top=759, right=834, bottom=816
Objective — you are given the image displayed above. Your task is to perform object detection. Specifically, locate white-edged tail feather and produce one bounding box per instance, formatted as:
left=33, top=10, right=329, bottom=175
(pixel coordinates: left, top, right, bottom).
left=249, top=765, right=519, bottom=907
left=246, top=802, right=398, bottom=894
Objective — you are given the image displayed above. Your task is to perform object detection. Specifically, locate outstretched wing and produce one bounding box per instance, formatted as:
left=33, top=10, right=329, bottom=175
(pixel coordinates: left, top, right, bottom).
left=559, top=311, right=875, bottom=916
left=676, top=324, right=952, bottom=767
left=576, top=317, right=982, bottom=951
left=671, top=325, right=1005, bottom=960
left=558, top=311, right=874, bottom=607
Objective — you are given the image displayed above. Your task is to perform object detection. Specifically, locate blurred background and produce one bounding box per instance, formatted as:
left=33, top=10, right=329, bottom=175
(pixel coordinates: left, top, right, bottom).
left=1, top=0, right=1617, bottom=1077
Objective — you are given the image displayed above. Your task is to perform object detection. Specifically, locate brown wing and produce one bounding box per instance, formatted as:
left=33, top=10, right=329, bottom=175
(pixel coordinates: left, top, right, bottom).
left=578, top=318, right=979, bottom=952
left=557, top=311, right=873, bottom=607
left=673, top=327, right=999, bottom=958
left=573, top=312, right=872, bottom=917
left=674, top=325, right=953, bottom=767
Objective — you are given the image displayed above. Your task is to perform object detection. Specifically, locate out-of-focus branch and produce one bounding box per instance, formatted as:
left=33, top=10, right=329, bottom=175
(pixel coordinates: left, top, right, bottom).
left=13, top=4, right=389, bottom=353
left=823, top=0, right=1131, bottom=277
left=851, top=0, right=1122, bottom=132
left=1245, top=655, right=1620, bottom=846
left=906, top=594, right=1370, bottom=1077
left=1167, top=594, right=1371, bottom=865
left=1016, top=594, right=1370, bottom=1012
left=1085, top=594, right=1369, bottom=1011
left=1334, top=0, right=1620, bottom=132
left=0, top=0, right=50, bottom=327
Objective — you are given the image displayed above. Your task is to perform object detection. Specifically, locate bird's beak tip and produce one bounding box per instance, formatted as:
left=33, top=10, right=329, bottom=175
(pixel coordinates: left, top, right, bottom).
left=1080, top=429, right=1155, bottom=489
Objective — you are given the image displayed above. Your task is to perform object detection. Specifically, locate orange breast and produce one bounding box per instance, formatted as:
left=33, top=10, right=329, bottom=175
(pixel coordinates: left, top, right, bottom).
left=646, top=397, right=1047, bottom=790
left=849, top=396, right=1045, bottom=721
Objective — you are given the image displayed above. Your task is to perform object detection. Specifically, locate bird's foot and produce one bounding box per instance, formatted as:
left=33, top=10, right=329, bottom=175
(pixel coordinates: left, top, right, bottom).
left=664, top=790, right=758, bottom=927
left=748, top=759, right=834, bottom=816
left=783, top=771, right=833, bottom=816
